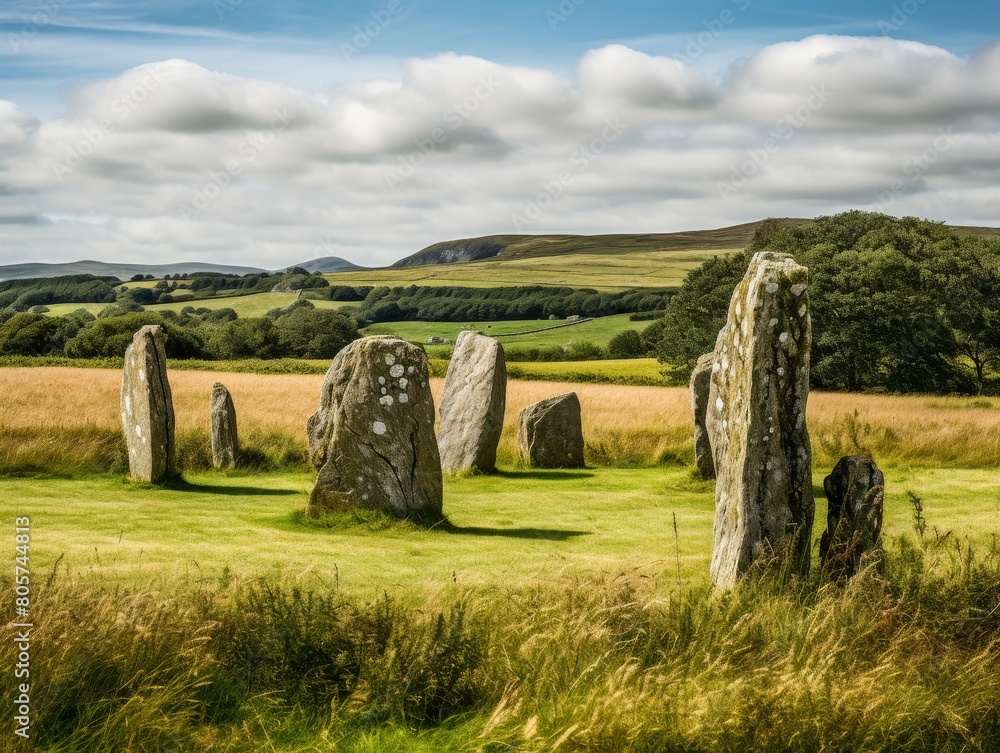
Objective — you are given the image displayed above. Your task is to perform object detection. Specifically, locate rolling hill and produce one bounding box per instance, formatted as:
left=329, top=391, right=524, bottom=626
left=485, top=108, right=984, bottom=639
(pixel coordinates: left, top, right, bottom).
left=0, top=256, right=360, bottom=281
left=391, top=219, right=806, bottom=268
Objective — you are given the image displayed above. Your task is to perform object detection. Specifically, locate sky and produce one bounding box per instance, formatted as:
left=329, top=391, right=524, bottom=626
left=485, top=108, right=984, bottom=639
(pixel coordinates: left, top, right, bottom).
left=0, top=0, right=998, bottom=268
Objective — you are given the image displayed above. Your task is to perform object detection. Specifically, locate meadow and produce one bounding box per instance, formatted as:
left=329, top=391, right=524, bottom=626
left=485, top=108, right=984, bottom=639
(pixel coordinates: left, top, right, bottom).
left=323, top=248, right=724, bottom=290
left=363, top=313, right=641, bottom=352
left=5, top=365, right=1000, bottom=751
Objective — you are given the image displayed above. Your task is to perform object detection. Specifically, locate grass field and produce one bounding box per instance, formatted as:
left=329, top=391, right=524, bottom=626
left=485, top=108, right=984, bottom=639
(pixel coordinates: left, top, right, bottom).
left=363, top=313, right=643, bottom=352
left=5, top=365, right=1000, bottom=751
left=42, top=295, right=356, bottom=318
left=325, top=248, right=723, bottom=290
left=4, top=366, right=1000, bottom=473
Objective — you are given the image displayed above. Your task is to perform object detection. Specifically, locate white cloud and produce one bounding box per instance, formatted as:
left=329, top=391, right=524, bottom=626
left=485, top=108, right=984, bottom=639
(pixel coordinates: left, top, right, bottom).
left=2, top=35, right=1000, bottom=268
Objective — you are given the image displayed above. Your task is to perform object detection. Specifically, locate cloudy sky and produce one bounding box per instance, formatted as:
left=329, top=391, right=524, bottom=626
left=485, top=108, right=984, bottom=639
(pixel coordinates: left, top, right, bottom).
left=0, top=0, right=997, bottom=268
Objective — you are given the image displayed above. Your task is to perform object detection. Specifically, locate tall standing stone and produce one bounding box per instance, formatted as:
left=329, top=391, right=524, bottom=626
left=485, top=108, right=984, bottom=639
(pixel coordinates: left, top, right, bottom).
left=306, top=335, right=443, bottom=523
left=437, top=331, right=507, bottom=474
left=517, top=392, right=585, bottom=469
left=707, top=252, right=813, bottom=587
left=690, top=352, right=716, bottom=480
left=120, top=325, right=175, bottom=483
left=210, top=382, right=238, bottom=470
left=820, top=455, right=885, bottom=579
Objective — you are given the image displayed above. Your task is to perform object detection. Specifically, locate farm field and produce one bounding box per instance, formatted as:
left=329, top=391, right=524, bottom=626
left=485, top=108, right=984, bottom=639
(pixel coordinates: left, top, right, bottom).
left=325, top=248, right=725, bottom=290
left=44, top=293, right=356, bottom=318
left=363, top=312, right=644, bottom=351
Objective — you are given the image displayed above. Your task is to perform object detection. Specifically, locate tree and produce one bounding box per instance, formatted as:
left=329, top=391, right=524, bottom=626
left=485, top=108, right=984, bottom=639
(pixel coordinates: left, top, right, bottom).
left=207, top=318, right=283, bottom=359
left=274, top=309, right=359, bottom=359
left=654, top=212, right=1000, bottom=394
left=0, top=313, right=70, bottom=356
left=607, top=329, right=646, bottom=358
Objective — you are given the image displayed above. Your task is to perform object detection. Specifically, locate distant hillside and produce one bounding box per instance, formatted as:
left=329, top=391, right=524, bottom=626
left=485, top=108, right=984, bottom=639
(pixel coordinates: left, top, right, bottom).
left=0, top=256, right=360, bottom=281
left=393, top=218, right=1000, bottom=269
left=291, top=256, right=362, bottom=273
left=392, top=220, right=806, bottom=268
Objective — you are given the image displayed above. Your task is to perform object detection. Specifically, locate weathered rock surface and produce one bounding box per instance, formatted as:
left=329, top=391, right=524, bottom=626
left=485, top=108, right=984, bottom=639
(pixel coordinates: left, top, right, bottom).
left=690, top=352, right=716, bottom=480
left=120, top=325, right=175, bottom=483
left=306, top=335, right=443, bottom=522
left=517, top=392, right=585, bottom=468
left=210, top=382, right=238, bottom=470
left=707, top=252, right=814, bottom=587
left=820, top=455, right=885, bottom=578
left=437, top=331, right=507, bottom=474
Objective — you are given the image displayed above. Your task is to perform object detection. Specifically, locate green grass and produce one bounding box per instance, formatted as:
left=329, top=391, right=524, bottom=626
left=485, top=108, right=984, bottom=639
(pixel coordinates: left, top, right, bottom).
left=6, top=466, right=1000, bottom=750
left=326, top=248, right=725, bottom=290
left=10, top=466, right=998, bottom=594
left=44, top=302, right=113, bottom=316
left=507, top=358, right=665, bottom=385
left=145, top=292, right=355, bottom=317
left=363, top=313, right=645, bottom=351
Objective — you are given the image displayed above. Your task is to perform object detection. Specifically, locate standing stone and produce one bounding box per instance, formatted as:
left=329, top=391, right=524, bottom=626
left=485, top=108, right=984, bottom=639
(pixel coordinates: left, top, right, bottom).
left=210, top=382, right=238, bottom=470
left=120, top=325, right=175, bottom=483
left=707, top=252, right=813, bottom=587
left=690, top=352, right=716, bottom=480
left=437, top=331, right=507, bottom=474
left=306, top=335, right=443, bottom=523
left=820, top=455, right=885, bottom=579
left=517, top=392, right=585, bottom=469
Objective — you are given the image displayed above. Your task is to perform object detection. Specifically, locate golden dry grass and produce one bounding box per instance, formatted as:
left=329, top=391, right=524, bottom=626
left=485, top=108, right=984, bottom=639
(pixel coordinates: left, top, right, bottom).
left=2, top=366, right=999, bottom=469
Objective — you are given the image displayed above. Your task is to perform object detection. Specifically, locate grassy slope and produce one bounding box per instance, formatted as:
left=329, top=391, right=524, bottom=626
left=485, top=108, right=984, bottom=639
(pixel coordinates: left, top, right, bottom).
left=324, top=248, right=722, bottom=290
left=45, top=295, right=356, bottom=318
left=363, top=312, right=643, bottom=350
left=9, top=466, right=996, bottom=596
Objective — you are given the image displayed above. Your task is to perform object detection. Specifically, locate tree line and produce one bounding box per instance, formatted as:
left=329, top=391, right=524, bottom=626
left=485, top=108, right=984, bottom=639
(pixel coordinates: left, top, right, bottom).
left=360, top=285, right=670, bottom=323
left=655, top=211, right=1000, bottom=394
left=0, top=299, right=359, bottom=361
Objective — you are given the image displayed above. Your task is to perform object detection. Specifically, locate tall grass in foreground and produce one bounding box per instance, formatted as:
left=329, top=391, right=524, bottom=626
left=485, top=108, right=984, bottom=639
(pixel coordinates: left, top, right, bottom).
left=6, top=531, right=1000, bottom=752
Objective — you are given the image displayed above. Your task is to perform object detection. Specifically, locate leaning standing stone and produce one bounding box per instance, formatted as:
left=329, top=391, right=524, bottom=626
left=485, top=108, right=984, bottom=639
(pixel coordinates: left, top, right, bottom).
left=306, top=335, right=443, bottom=523
left=517, top=392, right=585, bottom=469
left=820, top=455, right=884, bottom=579
left=437, top=331, right=507, bottom=474
left=210, top=382, right=238, bottom=470
left=690, top=352, right=716, bottom=480
left=707, top=252, right=814, bottom=587
left=120, top=325, right=175, bottom=483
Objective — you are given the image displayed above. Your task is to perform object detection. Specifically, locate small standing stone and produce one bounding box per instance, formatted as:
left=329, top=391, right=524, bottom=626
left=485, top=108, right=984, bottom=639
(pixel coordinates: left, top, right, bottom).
left=120, top=325, right=175, bottom=483
left=306, top=335, right=443, bottom=523
left=690, top=352, right=716, bottom=480
left=438, top=331, right=507, bottom=474
left=210, top=382, right=238, bottom=470
left=517, top=392, right=585, bottom=469
left=820, top=455, right=885, bottom=579
left=707, top=252, right=814, bottom=587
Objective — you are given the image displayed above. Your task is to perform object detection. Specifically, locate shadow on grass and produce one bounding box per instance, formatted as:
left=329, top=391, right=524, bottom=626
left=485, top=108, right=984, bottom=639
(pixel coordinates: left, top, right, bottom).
left=164, top=479, right=301, bottom=497
left=492, top=469, right=595, bottom=481
left=436, top=522, right=589, bottom=541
